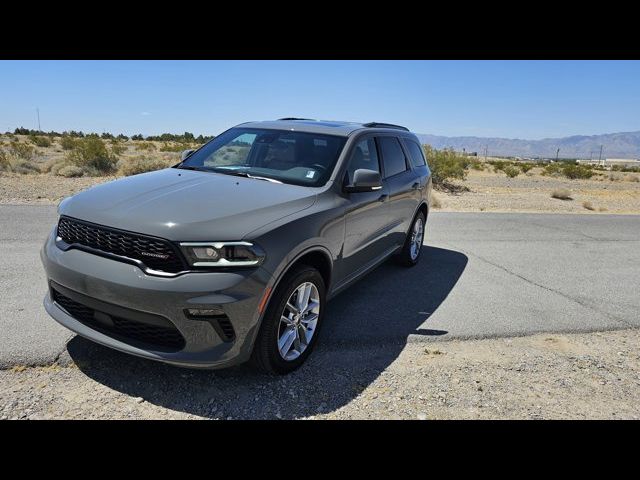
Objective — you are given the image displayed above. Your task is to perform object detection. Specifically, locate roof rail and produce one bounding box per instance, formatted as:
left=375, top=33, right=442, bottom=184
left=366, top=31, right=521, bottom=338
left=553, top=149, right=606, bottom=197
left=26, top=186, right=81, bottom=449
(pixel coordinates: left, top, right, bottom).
left=277, top=117, right=316, bottom=121
left=362, top=122, right=409, bottom=131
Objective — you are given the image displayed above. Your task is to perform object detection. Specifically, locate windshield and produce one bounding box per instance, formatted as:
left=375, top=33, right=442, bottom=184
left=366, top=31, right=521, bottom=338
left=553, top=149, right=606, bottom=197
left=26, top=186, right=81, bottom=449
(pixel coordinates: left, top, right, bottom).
left=177, top=128, right=347, bottom=187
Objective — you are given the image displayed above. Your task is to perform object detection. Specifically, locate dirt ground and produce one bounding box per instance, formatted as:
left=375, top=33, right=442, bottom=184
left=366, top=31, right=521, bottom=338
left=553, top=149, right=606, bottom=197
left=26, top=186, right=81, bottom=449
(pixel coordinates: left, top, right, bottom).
left=1, top=329, right=638, bottom=420
left=435, top=167, right=640, bottom=214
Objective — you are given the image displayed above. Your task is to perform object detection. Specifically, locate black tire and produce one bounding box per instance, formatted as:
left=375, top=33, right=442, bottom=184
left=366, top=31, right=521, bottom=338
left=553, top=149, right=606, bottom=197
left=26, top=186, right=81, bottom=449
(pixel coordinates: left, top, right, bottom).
left=396, top=211, right=426, bottom=267
left=251, top=264, right=326, bottom=374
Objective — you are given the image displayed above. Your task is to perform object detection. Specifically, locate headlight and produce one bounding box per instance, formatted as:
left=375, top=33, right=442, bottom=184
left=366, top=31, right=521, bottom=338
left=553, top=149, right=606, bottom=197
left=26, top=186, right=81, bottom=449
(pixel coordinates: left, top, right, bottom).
left=179, top=241, right=265, bottom=267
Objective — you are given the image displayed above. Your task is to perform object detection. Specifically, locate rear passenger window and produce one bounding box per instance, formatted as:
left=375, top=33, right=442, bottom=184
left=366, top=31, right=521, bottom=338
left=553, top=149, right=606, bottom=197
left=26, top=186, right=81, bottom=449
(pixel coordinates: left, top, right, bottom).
left=405, top=140, right=427, bottom=167
left=378, top=137, right=408, bottom=178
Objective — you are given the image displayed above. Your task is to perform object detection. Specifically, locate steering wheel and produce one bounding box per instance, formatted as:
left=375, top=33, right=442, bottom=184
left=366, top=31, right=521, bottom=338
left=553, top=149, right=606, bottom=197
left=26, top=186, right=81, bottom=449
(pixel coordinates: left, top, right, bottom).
left=310, top=163, right=327, bottom=172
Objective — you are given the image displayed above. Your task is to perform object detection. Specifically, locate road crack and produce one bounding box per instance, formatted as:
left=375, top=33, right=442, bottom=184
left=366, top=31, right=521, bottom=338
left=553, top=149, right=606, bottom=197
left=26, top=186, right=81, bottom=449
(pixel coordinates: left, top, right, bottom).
left=440, top=240, right=637, bottom=329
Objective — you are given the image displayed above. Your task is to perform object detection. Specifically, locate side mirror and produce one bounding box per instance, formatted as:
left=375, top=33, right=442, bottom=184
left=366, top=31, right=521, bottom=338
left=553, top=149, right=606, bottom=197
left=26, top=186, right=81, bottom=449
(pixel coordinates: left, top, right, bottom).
left=181, top=149, right=195, bottom=161
left=344, top=169, right=383, bottom=193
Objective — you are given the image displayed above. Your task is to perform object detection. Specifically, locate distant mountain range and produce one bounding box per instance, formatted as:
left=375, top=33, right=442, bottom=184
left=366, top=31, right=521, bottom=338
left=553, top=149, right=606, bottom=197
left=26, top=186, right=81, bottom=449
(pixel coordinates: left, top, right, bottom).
left=415, top=131, right=640, bottom=159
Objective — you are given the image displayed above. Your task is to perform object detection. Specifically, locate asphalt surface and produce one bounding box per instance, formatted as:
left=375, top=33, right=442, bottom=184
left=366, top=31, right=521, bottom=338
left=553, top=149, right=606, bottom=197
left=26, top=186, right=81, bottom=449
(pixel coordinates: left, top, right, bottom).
left=1, top=205, right=639, bottom=369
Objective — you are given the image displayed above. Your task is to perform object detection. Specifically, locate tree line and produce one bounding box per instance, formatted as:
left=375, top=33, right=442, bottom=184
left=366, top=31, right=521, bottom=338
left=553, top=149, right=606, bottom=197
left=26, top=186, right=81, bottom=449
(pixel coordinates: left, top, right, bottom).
left=10, top=127, right=214, bottom=144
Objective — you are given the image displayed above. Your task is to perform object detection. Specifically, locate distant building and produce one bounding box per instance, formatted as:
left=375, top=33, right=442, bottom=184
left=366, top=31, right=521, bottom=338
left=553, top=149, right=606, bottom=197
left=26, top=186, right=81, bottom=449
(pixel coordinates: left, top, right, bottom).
left=577, top=158, right=640, bottom=167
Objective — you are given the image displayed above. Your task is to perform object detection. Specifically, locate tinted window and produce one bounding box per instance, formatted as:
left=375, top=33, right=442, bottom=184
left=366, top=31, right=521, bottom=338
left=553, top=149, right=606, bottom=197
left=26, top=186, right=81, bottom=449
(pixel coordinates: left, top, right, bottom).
left=180, top=128, right=346, bottom=187
left=378, top=137, right=408, bottom=178
left=405, top=140, right=427, bottom=167
left=346, top=137, right=380, bottom=184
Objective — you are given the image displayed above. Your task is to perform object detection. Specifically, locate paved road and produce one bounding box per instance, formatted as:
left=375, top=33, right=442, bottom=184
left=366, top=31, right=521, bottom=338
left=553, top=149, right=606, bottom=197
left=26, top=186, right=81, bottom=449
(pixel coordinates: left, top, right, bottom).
left=1, top=205, right=639, bottom=368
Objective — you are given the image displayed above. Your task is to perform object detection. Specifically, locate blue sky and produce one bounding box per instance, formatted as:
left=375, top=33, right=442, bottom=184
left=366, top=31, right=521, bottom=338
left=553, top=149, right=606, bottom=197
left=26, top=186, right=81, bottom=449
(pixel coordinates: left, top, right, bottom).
left=1, top=60, right=639, bottom=139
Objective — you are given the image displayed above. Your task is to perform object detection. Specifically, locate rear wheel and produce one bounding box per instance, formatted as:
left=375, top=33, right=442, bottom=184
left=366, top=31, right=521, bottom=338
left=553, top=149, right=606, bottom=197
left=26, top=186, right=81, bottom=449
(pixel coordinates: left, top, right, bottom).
left=396, top=211, right=426, bottom=267
left=251, top=265, right=326, bottom=374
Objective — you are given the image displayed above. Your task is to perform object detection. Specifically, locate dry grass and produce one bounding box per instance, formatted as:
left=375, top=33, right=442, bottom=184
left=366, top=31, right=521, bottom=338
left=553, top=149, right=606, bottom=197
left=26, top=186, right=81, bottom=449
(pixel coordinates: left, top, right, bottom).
left=582, top=201, right=595, bottom=211
left=117, top=155, right=174, bottom=176
left=551, top=188, right=573, bottom=200
left=430, top=192, right=442, bottom=209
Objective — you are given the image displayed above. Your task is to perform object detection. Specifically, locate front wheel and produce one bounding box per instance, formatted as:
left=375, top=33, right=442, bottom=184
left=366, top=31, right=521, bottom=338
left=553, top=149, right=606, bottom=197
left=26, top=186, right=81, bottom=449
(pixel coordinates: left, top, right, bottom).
left=251, top=265, right=326, bottom=374
left=396, top=211, right=426, bottom=267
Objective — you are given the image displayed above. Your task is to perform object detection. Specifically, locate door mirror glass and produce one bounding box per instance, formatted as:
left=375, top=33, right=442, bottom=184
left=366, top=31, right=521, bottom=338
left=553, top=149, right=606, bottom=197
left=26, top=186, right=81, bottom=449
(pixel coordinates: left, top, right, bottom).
left=344, top=168, right=382, bottom=192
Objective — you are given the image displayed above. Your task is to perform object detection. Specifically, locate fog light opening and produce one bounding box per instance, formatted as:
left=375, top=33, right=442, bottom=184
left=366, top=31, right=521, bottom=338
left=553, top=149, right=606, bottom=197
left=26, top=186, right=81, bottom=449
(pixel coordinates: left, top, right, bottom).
left=185, top=307, right=226, bottom=318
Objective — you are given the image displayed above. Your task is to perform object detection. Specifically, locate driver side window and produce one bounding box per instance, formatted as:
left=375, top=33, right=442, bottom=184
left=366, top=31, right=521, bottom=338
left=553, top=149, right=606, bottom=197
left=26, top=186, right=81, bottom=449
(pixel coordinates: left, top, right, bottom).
left=346, top=137, right=380, bottom=184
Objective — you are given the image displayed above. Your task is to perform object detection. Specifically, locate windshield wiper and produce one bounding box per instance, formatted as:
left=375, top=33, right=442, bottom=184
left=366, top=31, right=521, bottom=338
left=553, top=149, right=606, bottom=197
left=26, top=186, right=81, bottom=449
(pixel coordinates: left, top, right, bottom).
left=245, top=174, right=283, bottom=184
left=209, top=169, right=283, bottom=184
left=176, top=165, right=207, bottom=171
left=176, top=165, right=283, bottom=184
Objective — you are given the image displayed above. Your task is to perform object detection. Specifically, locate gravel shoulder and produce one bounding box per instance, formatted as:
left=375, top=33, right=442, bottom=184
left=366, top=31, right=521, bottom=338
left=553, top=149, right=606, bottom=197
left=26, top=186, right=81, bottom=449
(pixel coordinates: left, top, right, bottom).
left=0, top=172, right=118, bottom=205
left=1, top=329, right=639, bottom=420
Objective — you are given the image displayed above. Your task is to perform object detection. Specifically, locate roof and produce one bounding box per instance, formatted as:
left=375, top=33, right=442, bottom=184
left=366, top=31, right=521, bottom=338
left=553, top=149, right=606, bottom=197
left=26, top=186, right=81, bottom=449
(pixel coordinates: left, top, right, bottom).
left=236, top=119, right=413, bottom=137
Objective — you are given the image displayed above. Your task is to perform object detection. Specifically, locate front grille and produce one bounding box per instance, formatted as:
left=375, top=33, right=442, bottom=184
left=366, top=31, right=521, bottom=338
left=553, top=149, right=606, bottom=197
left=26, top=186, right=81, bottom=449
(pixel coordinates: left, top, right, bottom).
left=57, top=216, right=186, bottom=273
left=52, top=287, right=185, bottom=352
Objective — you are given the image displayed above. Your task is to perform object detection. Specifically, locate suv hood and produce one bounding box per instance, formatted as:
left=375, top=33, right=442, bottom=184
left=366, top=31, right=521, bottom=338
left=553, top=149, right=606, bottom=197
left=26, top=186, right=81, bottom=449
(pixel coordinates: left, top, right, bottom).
left=58, top=168, right=317, bottom=241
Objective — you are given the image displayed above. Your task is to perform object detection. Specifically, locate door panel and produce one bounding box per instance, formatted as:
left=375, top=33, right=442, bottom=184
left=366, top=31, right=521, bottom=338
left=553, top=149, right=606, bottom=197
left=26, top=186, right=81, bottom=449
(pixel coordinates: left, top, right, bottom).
left=340, top=136, right=392, bottom=279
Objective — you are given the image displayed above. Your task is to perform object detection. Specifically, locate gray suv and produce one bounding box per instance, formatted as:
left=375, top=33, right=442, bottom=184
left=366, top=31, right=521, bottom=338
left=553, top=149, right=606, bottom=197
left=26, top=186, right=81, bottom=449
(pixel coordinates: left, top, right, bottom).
left=41, top=119, right=432, bottom=374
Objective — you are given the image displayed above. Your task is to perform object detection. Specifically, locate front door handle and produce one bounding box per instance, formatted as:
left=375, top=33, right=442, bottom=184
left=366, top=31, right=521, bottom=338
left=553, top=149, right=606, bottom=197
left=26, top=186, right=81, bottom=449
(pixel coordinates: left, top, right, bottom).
left=378, top=194, right=388, bottom=202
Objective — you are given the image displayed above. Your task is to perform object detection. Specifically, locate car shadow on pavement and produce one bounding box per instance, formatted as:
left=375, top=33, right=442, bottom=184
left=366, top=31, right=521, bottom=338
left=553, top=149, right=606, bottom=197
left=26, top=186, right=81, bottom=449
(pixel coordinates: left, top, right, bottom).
left=67, top=245, right=468, bottom=419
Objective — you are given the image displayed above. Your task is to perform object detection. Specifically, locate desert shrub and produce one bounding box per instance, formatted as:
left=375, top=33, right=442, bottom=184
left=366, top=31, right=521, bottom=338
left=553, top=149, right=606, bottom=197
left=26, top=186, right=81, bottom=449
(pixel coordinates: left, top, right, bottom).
left=519, top=163, right=534, bottom=173
left=623, top=174, right=639, bottom=182
left=470, top=160, right=484, bottom=170
left=489, top=160, right=504, bottom=172
left=50, top=161, right=71, bottom=176
left=60, top=136, right=77, bottom=150
left=423, top=145, right=471, bottom=188
left=0, top=149, right=9, bottom=170
left=135, top=141, right=156, bottom=151
left=29, top=135, right=52, bottom=147
left=110, top=140, right=127, bottom=156
left=1, top=145, right=40, bottom=173
left=542, top=162, right=563, bottom=176
left=66, top=136, right=118, bottom=174
left=160, top=142, right=187, bottom=152
left=430, top=192, right=442, bottom=209
left=503, top=165, right=520, bottom=178
left=551, top=189, right=572, bottom=200
left=562, top=164, right=594, bottom=179
left=582, top=201, right=595, bottom=211
left=117, top=156, right=172, bottom=176
left=9, top=142, right=34, bottom=160
left=57, top=165, right=85, bottom=177
left=609, top=165, right=639, bottom=172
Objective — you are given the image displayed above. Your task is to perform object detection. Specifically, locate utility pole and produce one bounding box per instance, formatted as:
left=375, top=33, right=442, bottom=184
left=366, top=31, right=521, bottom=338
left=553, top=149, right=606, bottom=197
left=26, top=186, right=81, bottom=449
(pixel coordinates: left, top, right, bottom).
left=36, top=108, right=41, bottom=132
left=555, top=148, right=560, bottom=162
left=484, top=145, right=488, bottom=161
left=598, top=145, right=603, bottom=166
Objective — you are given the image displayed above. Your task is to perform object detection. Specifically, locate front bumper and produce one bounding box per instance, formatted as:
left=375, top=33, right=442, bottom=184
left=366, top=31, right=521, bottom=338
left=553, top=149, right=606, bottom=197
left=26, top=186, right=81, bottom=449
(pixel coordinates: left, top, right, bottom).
left=40, top=227, right=273, bottom=368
